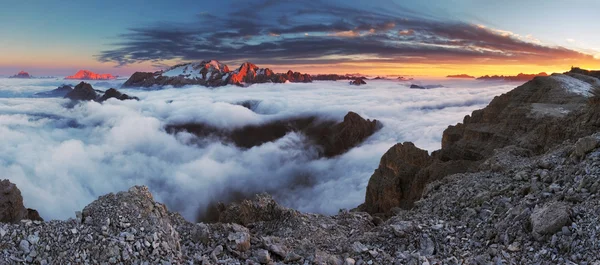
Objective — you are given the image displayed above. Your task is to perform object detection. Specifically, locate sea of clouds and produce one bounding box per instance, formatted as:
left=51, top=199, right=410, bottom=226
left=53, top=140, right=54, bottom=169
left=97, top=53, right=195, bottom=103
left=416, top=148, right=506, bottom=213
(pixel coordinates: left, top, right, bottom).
left=0, top=77, right=520, bottom=221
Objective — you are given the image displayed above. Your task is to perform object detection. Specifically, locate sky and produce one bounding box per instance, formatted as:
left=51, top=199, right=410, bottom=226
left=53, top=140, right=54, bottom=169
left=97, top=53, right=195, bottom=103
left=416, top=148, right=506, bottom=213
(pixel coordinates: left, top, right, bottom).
left=0, top=0, right=599, bottom=77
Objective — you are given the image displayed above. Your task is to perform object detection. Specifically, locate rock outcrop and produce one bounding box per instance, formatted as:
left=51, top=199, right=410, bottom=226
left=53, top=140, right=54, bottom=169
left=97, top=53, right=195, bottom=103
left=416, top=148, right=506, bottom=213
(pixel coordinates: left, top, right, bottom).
left=0, top=180, right=42, bottom=223
left=9, top=71, right=31, bottom=79
left=350, top=78, right=366, bottom=85
left=97, top=88, right=139, bottom=103
left=363, top=142, right=432, bottom=213
left=64, top=82, right=139, bottom=103
left=65, top=70, right=116, bottom=80
left=33, top=85, right=73, bottom=98
left=316, top=111, right=380, bottom=157
left=64, top=82, right=98, bottom=101
left=167, top=112, right=380, bottom=158
left=364, top=69, right=600, bottom=215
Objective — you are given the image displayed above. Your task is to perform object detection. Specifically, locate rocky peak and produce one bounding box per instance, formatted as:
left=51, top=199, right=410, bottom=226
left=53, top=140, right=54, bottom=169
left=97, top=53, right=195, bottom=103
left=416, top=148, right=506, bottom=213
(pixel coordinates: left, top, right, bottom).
left=65, top=70, right=116, bottom=80
left=317, top=111, right=381, bottom=157
left=363, top=142, right=432, bottom=213
left=228, top=62, right=261, bottom=85
left=81, top=186, right=180, bottom=257
left=64, top=82, right=98, bottom=101
left=97, top=88, right=139, bottom=103
left=350, top=78, right=366, bottom=85
left=9, top=71, right=31, bottom=78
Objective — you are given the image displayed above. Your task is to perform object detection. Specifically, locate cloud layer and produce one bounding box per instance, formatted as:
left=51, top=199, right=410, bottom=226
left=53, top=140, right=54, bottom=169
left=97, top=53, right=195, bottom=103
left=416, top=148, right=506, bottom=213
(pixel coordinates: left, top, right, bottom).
left=98, top=0, right=596, bottom=68
left=0, top=78, right=516, bottom=221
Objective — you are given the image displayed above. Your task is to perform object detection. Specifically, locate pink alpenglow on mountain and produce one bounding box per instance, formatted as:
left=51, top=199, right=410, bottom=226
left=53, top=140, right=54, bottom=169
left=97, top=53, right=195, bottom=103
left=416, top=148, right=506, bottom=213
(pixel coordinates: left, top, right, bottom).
left=65, top=70, right=116, bottom=80
left=9, top=71, right=32, bottom=78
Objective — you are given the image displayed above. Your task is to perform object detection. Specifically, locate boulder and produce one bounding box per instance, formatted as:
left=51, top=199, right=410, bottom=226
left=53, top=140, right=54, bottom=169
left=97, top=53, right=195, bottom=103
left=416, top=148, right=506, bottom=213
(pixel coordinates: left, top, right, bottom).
left=572, top=135, right=600, bottom=157
left=530, top=202, right=571, bottom=240
left=350, top=78, right=366, bottom=85
left=0, top=179, right=43, bottom=223
left=64, top=82, right=99, bottom=101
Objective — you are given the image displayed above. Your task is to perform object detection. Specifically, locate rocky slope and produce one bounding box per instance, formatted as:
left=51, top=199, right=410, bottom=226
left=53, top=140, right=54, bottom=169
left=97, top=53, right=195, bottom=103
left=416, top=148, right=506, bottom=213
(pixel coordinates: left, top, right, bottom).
left=362, top=69, right=600, bottom=215
left=3, top=132, right=600, bottom=264
left=122, top=60, right=312, bottom=88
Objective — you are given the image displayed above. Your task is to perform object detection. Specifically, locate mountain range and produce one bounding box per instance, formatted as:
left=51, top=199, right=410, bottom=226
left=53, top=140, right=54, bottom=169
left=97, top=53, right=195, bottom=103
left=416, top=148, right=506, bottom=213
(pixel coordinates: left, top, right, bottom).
left=3, top=67, right=600, bottom=263
left=65, top=70, right=116, bottom=80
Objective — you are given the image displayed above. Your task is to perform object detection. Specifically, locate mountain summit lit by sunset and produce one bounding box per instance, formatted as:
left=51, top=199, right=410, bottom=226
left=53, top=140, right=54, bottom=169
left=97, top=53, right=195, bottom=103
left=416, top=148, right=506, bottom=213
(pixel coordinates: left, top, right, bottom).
left=2, top=1, right=600, bottom=264
left=1, top=0, right=598, bottom=77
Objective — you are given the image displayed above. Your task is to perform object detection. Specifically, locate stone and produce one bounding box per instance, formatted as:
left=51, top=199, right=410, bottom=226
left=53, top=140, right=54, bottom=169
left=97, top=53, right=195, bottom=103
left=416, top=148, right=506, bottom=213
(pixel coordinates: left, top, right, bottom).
left=530, top=202, right=571, bottom=240
left=573, top=135, right=600, bottom=157
left=256, top=249, right=270, bottom=264
left=19, top=240, right=30, bottom=254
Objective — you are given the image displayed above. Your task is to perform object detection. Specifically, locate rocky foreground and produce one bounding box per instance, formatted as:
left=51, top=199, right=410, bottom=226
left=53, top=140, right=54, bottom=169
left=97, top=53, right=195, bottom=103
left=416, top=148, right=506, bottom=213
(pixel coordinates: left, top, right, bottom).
left=3, top=68, right=600, bottom=264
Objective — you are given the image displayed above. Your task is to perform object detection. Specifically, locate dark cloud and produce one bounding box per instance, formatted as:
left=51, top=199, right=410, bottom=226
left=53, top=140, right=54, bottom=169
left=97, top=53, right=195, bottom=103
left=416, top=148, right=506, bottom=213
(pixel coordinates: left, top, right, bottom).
left=97, top=0, right=596, bottom=67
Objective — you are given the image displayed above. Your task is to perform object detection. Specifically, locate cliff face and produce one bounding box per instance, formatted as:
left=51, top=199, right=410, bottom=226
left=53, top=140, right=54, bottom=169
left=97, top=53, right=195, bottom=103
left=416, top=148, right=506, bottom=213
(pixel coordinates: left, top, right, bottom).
left=363, top=70, right=600, bottom=215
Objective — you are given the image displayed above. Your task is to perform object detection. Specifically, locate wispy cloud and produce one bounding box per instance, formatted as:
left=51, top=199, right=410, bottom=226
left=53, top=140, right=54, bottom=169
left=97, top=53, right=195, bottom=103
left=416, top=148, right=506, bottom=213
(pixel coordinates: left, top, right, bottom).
left=97, top=0, right=598, bottom=67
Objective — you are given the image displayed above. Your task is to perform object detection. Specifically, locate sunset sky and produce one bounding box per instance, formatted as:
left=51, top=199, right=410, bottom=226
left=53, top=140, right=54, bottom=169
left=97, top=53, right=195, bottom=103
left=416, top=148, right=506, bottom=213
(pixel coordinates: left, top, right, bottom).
left=1, top=0, right=599, bottom=77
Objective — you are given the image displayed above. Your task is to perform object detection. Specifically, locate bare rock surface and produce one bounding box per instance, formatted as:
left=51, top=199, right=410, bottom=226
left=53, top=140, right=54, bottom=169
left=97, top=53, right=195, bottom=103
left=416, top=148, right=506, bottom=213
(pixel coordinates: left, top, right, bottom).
left=363, top=70, right=600, bottom=214
left=0, top=180, right=42, bottom=223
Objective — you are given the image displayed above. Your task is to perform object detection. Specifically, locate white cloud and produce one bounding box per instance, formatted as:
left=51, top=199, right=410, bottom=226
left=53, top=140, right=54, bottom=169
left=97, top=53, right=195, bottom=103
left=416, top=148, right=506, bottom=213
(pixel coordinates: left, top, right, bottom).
left=0, top=77, right=516, bottom=221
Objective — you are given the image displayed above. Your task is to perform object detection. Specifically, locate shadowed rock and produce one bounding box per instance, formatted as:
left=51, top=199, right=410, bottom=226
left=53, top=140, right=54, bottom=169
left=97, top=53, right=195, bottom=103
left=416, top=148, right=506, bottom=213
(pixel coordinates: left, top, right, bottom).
left=97, top=88, right=139, bottom=102
left=350, top=78, right=366, bottom=85
left=166, top=112, right=380, bottom=158
left=0, top=179, right=43, bottom=223
left=34, top=84, right=73, bottom=98
left=64, top=82, right=99, bottom=101
left=363, top=69, right=600, bottom=215
left=363, top=143, right=432, bottom=213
